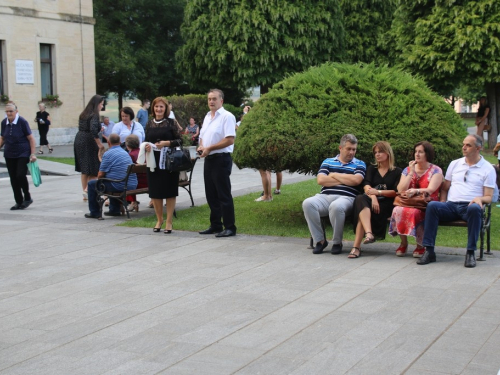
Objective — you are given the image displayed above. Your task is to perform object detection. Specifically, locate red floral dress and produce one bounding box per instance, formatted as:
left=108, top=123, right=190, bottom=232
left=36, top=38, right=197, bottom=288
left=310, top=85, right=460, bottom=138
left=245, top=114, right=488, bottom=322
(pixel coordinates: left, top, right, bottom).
left=388, top=164, right=442, bottom=245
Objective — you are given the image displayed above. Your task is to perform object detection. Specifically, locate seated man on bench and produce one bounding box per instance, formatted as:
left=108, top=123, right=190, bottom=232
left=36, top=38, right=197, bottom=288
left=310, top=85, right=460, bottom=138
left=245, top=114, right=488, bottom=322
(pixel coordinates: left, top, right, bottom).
left=303, top=134, right=366, bottom=255
left=418, top=134, right=495, bottom=268
left=84, top=133, right=137, bottom=219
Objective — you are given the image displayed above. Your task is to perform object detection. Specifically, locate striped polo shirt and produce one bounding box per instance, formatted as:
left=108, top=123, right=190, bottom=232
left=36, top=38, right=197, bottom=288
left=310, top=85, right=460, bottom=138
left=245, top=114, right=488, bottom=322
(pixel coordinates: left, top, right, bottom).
left=319, top=155, right=366, bottom=197
left=100, top=145, right=137, bottom=190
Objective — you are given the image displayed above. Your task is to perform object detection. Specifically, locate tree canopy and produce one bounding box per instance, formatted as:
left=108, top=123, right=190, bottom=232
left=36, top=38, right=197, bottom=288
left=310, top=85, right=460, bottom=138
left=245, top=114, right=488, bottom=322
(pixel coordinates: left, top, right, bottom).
left=94, top=0, right=187, bottom=107
left=233, top=63, right=467, bottom=174
left=391, top=0, right=500, bottom=145
left=340, top=0, right=396, bottom=65
left=176, top=0, right=345, bottom=92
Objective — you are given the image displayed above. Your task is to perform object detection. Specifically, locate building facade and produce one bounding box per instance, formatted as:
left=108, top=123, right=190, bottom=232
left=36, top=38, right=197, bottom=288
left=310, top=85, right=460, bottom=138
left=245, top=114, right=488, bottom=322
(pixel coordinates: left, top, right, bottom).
left=0, top=1, right=96, bottom=144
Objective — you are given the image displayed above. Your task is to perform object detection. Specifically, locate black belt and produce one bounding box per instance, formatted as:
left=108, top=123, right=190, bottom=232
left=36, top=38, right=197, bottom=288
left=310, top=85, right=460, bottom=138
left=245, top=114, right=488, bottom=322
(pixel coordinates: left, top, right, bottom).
left=206, top=152, right=230, bottom=159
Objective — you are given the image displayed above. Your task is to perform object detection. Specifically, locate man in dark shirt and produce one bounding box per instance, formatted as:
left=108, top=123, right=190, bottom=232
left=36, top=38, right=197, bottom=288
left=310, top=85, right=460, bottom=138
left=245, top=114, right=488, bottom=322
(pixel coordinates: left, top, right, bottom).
left=0, top=103, right=37, bottom=210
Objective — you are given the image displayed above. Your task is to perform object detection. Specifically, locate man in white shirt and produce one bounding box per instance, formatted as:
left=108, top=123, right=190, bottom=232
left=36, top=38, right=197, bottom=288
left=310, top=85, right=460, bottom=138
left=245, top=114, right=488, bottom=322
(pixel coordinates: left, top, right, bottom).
left=418, top=134, right=496, bottom=268
left=197, top=89, right=237, bottom=237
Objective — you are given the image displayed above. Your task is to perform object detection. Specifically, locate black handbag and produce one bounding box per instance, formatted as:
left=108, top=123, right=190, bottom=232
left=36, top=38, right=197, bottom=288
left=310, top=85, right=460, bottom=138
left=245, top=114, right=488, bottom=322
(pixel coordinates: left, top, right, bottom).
left=166, top=146, right=192, bottom=172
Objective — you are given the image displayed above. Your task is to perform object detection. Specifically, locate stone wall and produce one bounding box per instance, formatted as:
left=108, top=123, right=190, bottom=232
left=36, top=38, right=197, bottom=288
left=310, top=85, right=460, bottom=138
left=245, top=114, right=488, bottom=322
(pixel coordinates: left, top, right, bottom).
left=0, top=1, right=96, bottom=139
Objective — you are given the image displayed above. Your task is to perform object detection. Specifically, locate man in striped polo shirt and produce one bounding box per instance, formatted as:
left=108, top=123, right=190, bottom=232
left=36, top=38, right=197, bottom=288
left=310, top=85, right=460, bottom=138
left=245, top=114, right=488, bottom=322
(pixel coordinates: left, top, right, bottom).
left=85, top=133, right=137, bottom=218
left=303, top=134, right=366, bottom=255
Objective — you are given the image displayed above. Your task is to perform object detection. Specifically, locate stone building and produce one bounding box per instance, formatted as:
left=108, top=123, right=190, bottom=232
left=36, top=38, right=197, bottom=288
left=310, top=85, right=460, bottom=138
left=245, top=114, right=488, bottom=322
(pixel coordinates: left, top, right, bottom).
left=0, top=1, right=96, bottom=145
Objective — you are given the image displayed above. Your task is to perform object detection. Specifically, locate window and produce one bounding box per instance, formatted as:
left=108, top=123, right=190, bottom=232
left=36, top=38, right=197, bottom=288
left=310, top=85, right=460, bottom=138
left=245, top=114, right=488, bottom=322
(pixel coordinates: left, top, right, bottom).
left=40, top=44, right=53, bottom=98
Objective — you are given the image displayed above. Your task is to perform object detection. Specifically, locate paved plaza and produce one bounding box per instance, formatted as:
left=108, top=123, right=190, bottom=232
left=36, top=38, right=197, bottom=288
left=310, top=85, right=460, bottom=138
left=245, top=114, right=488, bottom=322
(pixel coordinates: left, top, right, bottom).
left=0, top=151, right=500, bottom=374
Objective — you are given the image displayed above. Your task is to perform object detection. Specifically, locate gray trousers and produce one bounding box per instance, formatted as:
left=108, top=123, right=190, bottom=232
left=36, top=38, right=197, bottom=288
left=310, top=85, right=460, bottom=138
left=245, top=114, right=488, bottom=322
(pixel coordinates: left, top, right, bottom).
left=303, top=193, right=355, bottom=245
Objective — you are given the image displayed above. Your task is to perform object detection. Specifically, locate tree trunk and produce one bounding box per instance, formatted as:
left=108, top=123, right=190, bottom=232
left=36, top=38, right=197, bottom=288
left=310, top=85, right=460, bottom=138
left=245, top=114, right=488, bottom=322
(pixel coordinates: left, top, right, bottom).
left=486, top=83, right=498, bottom=149
left=118, top=91, right=124, bottom=112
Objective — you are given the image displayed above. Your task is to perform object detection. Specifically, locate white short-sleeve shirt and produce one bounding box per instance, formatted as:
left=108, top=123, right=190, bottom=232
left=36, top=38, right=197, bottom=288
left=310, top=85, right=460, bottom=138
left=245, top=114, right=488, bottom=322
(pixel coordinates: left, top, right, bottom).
left=445, top=156, right=496, bottom=202
left=199, top=107, right=236, bottom=154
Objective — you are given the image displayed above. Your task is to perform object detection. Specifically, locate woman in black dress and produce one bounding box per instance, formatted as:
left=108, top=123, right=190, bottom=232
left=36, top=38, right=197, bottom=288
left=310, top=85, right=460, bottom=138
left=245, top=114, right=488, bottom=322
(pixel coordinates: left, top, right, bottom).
left=35, top=102, right=53, bottom=154
left=74, top=95, right=105, bottom=200
left=475, top=96, right=490, bottom=136
left=349, top=141, right=402, bottom=258
left=144, top=97, right=182, bottom=233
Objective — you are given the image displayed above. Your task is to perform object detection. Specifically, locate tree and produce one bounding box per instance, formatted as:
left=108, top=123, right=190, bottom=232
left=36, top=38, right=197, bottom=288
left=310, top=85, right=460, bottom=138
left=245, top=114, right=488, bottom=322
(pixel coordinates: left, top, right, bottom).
left=340, top=0, right=396, bottom=65
left=176, top=0, right=345, bottom=94
left=233, top=63, right=467, bottom=174
left=94, top=0, right=187, bottom=108
left=391, top=0, right=500, bottom=148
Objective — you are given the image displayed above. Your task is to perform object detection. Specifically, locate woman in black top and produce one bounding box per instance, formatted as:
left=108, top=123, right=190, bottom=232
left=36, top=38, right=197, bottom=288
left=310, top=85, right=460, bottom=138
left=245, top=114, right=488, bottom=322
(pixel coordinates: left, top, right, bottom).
left=476, top=96, right=490, bottom=136
left=349, top=141, right=402, bottom=258
left=144, top=97, right=182, bottom=233
left=74, top=95, right=105, bottom=200
left=35, top=102, right=53, bottom=154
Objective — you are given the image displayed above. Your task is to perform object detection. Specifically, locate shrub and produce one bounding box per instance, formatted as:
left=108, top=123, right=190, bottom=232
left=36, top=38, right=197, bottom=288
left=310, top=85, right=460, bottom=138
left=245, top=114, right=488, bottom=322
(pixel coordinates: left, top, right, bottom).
left=233, top=63, right=467, bottom=174
left=166, top=94, right=208, bottom=129
left=223, top=104, right=243, bottom=120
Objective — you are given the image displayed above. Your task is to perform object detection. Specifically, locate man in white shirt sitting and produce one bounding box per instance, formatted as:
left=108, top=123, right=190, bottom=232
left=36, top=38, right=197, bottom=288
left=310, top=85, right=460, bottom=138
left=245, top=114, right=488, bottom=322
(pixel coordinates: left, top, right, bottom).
left=418, top=134, right=496, bottom=268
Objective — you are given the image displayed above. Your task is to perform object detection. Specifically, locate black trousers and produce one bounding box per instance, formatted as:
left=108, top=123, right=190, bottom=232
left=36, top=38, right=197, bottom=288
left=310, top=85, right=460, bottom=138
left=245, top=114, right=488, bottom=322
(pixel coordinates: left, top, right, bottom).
left=38, top=124, right=49, bottom=145
left=203, top=153, right=236, bottom=231
left=5, top=157, right=31, bottom=204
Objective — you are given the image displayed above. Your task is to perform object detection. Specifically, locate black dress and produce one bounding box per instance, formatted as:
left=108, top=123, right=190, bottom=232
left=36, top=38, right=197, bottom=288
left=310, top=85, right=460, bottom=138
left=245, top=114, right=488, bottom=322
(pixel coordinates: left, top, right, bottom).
left=352, top=165, right=402, bottom=240
left=145, top=118, right=182, bottom=199
left=35, top=110, right=50, bottom=146
left=74, top=115, right=101, bottom=175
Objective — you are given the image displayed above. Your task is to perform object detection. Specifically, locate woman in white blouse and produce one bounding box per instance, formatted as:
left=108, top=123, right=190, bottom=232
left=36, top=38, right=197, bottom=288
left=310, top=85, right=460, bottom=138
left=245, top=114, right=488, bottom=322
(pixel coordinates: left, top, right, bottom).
left=111, top=107, right=145, bottom=144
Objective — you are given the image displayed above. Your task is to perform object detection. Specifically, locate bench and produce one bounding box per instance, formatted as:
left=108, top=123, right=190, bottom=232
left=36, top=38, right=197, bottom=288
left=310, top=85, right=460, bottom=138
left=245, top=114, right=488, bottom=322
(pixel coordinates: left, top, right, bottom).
left=95, top=157, right=199, bottom=219
left=310, top=203, right=492, bottom=260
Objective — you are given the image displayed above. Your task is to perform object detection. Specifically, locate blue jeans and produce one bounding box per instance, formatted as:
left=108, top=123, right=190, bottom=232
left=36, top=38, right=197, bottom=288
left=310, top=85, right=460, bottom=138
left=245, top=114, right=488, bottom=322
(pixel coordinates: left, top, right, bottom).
left=423, top=201, right=482, bottom=251
left=87, top=179, right=121, bottom=217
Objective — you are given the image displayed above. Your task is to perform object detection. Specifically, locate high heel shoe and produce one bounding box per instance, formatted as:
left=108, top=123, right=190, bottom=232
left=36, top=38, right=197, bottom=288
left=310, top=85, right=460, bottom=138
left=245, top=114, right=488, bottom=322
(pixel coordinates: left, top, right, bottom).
left=130, top=201, right=139, bottom=212
left=164, top=224, right=173, bottom=234
left=153, top=222, right=164, bottom=232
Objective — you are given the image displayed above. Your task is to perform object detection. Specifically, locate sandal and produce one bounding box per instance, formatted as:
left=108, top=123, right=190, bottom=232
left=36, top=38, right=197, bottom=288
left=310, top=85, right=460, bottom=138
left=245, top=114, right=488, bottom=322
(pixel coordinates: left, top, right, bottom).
left=348, top=247, right=361, bottom=259
left=396, top=244, right=408, bottom=257
left=37, top=150, right=43, bottom=154
left=363, top=232, right=376, bottom=245
left=49, top=148, right=54, bottom=153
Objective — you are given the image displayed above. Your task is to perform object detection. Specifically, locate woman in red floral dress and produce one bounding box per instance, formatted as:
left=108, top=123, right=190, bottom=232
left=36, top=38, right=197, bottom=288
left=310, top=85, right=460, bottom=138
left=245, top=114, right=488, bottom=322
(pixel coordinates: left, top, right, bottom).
left=388, top=142, right=443, bottom=258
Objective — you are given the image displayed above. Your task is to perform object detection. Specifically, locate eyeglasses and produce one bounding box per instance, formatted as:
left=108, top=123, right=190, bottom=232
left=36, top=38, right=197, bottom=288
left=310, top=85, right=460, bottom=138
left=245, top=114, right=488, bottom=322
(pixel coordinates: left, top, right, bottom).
left=464, top=169, right=469, bottom=182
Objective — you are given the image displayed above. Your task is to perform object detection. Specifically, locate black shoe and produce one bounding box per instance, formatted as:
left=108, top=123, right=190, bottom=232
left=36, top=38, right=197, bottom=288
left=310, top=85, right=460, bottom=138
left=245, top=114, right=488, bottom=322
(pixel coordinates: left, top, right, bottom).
left=215, top=229, right=236, bottom=237
left=21, top=199, right=33, bottom=209
left=104, top=211, right=122, bottom=216
left=199, top=227, right=223, bottom=234
left=10, top=203, right=22, bottom=210
left=84, top=213, right=100, bottom=219
left=313, top=240, right=328, bottom=254
left=330, top=243, right=343, bottom=254
left=464, top=251, right=476, bottom=268
left=416, top=251, right=436, bottom=265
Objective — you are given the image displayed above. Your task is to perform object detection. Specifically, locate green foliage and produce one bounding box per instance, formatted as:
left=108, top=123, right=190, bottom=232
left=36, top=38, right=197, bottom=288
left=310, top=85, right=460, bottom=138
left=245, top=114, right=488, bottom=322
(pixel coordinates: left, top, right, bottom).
left=233, top=63, right=467, bottom=174
left=222, top=104, right=242, bottom=120
left=177, top=0, right=345, bottom=90
left=340, top=0, right=396, bottom=65
left=391, top=0, right=500, bottom=93
left=41, top=94, right=63, bottom=108
left=167, top=94, right=208, bottom=128
left=94, top=0, right=187, bottom=101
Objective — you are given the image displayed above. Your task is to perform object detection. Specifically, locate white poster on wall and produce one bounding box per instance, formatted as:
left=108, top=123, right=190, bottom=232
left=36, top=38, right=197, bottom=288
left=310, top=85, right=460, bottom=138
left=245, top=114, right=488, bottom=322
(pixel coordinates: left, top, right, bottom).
left=15, top=60, right=34, bottom=84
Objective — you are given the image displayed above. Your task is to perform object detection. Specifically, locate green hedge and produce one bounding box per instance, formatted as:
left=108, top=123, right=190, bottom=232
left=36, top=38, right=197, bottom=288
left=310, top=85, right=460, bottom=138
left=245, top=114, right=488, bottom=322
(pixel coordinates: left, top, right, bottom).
left=166, top=94, right=243, bottom=129
left=166, top=94, right=208, bottom=129
left=233, top=63, right=467, bottom=174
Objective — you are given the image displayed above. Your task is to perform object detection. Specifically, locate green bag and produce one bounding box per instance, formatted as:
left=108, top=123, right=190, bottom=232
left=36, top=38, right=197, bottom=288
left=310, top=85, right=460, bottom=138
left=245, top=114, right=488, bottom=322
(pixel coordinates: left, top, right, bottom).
left=27, top=160, right=42, bottom=187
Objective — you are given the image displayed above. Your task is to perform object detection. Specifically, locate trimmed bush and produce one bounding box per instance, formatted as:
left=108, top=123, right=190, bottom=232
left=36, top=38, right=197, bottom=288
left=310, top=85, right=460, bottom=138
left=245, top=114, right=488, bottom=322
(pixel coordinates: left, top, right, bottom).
left=166, top=94, right=209, bottom=128
left=233, top=63, right=467, bottom=174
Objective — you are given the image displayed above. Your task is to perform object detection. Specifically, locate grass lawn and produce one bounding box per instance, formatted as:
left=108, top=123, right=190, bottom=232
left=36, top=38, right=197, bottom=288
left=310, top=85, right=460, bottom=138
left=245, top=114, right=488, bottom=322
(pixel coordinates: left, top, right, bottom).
left=120, top=178, right=500, bottom=251
left=38, top=157, right=75, bottom=166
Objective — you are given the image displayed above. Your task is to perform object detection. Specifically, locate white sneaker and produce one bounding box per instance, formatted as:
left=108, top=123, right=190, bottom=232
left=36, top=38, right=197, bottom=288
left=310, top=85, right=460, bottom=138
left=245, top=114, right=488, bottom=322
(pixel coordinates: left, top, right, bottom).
left=255, top=196, right=273, bottom=202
